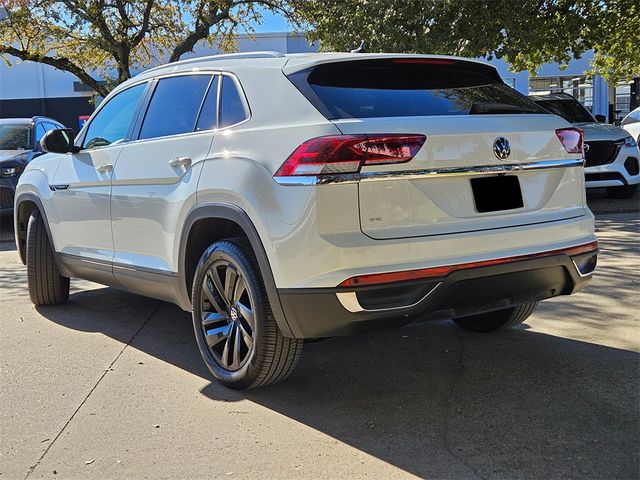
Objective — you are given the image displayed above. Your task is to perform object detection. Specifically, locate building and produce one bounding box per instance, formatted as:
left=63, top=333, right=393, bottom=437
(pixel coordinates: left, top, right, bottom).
left=0, top=31, right=637, bottom=130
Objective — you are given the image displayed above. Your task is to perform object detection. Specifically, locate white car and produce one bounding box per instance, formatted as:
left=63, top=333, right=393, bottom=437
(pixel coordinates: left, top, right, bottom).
left=622, top=107, right=640, bottom=146
left=530, top=93, right=640, bottom=199
left=14, top=52, right=598, bottom=389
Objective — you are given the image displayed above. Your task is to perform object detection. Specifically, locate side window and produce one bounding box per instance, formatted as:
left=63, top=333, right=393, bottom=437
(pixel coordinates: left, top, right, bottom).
left=195, top=75, right=219, bottom=132
left=83, top=83, right=146, bottom=149
left=219, top=76, right=248, bottom=128
left=35, top=123, right=47, bottom=142
left=139, top=75, right=211, bottom=140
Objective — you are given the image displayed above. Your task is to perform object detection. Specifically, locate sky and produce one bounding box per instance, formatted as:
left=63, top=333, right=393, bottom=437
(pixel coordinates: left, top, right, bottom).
left=252, top=9, right=292, bottom=33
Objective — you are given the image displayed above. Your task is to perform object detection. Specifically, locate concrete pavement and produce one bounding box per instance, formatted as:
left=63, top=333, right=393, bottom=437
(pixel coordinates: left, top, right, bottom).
left=1, top=213, right=638, bottom=479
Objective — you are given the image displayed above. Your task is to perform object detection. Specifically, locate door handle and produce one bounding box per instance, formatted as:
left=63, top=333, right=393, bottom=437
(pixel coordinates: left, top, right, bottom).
left=169, top=156, right=192, bottom=169
left=96, top=163, right=113, bottom=174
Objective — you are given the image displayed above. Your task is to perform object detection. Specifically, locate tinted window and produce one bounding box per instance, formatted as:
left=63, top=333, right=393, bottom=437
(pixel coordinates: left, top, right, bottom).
left=35, top=123, right=47, bottom=142
left=139, top=75, right=211, bottom=140
left=622, top=109, right=640, bottom=125
left=195, top=75, right=219, bottom=132
left=219, top=76, right=248, bottom=128
left=533, top=99, right=594, bottom=123
left=84, top=83, right=146, bottom=149
left=0, top=124, right=32, bottom=150
left=289, top=59, right=545, bottom=119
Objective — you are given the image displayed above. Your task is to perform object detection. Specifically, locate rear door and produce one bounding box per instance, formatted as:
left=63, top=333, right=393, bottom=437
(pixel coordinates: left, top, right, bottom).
left=289, top=58, right=586, bottom=240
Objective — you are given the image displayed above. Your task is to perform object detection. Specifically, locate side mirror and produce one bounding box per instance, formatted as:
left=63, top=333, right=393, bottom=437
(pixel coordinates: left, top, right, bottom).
left=594, top=114, right=606, bottom=123
left=40, top=129, right=79, bottom=154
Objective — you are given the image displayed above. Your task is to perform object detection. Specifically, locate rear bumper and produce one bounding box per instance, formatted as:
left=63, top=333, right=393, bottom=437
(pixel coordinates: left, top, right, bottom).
left=278, top=244, right=597, bottom=338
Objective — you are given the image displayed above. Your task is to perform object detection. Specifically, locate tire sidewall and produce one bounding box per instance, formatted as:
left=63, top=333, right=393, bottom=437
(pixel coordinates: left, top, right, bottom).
left=191, top=241, right=264, bottom=388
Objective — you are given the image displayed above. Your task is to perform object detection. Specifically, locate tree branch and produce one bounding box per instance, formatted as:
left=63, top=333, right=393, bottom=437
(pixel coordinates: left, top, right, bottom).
left=168, top=3, right=232, bottom=63
left=130, top=0, right=155, bottom=48
left=0, top=45, right=109, bottom=97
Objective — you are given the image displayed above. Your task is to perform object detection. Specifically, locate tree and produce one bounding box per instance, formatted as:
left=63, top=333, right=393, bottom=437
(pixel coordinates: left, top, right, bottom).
left=0, top=0, right=295, bottom=97
left=295, top=0, right=640, bottom=83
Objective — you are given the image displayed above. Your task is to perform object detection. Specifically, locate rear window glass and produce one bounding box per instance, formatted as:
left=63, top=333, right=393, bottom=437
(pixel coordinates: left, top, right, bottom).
left=219, top=76, right=248, bottom=128
left=195, top=75, right=219, bottom=132
left=139, top=75, right=211, bottom=140
left=288, top=59, right=546, bottom=119
left=533, top=99, right=594, bottom=123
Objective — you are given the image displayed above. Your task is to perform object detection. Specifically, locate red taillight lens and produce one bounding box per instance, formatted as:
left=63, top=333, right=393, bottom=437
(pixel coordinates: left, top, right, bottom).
left=274, top=134, right=426, bottom=177
left=556, top=128, right=584, bottom=154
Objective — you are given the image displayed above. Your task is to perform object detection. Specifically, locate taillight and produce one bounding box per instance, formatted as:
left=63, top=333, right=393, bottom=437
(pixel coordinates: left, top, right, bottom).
left=274, top=134, right=426, bottom=177
left=556, top=128, right=584, bottom=154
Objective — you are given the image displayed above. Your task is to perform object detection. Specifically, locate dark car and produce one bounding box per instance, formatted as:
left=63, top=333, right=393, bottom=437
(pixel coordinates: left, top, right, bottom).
left=0, top=117, right=66, bottom=215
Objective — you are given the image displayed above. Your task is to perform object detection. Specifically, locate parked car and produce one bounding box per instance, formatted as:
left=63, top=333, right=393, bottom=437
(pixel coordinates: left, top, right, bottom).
left=15, top=53, right=598, bottom=389
left=0, top=117, right=66, bottom=216
left=530, top=93, right=640, bottom=199
left=621, top=107, right=640, bottom=145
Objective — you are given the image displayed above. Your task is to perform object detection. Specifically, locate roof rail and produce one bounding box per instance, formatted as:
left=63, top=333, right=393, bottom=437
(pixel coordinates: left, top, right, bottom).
left=143, top=51, right=285, bottom=75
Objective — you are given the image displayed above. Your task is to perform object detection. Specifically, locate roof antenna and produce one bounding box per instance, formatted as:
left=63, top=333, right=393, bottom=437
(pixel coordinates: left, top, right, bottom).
left=351, top=40, right=366, bottom=53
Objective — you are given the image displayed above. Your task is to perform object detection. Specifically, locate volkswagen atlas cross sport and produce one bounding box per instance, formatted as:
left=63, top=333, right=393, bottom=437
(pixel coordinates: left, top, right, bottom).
left=14, top=52, right=598, bottom=389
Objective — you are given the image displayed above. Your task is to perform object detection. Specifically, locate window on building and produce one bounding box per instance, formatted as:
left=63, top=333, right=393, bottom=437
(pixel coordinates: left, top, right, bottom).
left=139, top=75, right=212, bottom=140
left=83, top=83, right=146, bottom=149
left=219, top=76, right=248, bottom=128
left=615, top=82, right=632, bottom=118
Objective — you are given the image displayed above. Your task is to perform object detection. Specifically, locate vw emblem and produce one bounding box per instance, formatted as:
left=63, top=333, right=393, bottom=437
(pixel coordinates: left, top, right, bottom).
left=584, top=143, right=590, bottom=153
left=230, top=307, right=239, bottom=321
left=493, top=137, right=511, bottom=160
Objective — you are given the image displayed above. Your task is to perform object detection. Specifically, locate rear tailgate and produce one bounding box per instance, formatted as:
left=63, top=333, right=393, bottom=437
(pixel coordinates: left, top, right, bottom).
left=287, top=57, right=586, bottom=239
left=338, top=115, right=585, bottom=239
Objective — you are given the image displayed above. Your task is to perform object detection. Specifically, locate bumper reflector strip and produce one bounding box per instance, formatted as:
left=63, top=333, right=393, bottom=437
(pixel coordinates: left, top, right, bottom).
left=338, top=241, right=599, bottom=287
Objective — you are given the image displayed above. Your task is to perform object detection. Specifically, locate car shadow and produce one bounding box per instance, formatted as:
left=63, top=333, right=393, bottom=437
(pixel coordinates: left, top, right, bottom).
left=14, top=213, right=640, bottom=478
left=31, top=284, right=639, bottom=479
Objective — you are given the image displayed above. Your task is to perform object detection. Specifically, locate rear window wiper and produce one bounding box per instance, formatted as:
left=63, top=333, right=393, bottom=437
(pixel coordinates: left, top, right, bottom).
left=470, top=103, right=541, bottom=114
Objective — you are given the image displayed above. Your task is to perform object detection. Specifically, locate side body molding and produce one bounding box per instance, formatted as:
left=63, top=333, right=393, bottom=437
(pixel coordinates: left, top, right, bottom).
left=177, top=203, right=295, bottom=338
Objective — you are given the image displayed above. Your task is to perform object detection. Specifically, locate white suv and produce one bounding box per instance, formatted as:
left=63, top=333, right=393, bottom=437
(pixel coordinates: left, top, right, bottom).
left=14, top=52, right=598, bottom=389
left=530, top=93, right=640, bottom=199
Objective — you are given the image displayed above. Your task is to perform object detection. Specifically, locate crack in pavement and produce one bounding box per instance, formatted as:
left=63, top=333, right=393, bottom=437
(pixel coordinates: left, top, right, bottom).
left=22, top=302, right=162, bottom=479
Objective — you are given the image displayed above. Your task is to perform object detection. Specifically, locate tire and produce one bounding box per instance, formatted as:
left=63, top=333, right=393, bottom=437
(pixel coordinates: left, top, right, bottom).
left=191, top=239, right=303, bottom=389
left=26, top=209, right=70, bottom=306
left=606, top=184, right=638, bottom=199
left=453, top=303, right=537, bottom=333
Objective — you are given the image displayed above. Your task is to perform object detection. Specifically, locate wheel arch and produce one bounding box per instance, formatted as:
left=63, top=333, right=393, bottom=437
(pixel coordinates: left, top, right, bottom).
left=178, top=203, right=295, bottom=337
left=14, top=193, right=55, bottom=266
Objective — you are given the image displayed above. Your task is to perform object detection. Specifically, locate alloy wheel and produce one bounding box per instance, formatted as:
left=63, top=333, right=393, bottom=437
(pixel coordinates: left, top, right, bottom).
left=198, top=259, right=255, bottom=371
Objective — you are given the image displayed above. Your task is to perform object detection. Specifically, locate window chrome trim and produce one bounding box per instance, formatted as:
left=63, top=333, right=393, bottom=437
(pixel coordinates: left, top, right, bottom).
left=274, top=158, right=585, bottom=186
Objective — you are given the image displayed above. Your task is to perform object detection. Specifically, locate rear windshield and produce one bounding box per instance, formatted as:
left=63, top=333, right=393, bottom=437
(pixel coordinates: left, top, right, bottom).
left=532, top=98, right=594, bottom=124
left=288, top=59, right=546, bottom=120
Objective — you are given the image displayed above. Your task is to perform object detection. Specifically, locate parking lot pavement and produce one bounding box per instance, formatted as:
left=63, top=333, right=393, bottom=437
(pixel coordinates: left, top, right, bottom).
left=0, top=212, right=638, bottom=480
